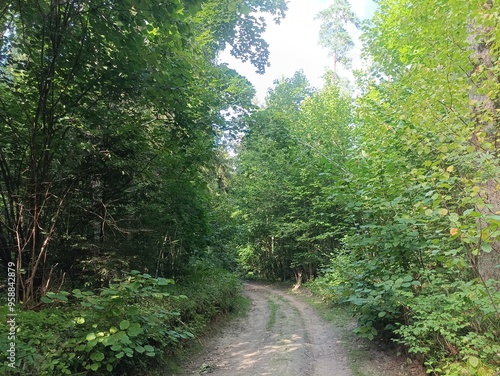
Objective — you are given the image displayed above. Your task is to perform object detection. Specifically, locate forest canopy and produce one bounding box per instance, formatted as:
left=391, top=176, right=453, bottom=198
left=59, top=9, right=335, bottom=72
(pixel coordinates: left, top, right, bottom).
left=0, top=0, right=289, bottom=306
left=0, top=0, right=499, bottom=375
left=228, top=0, right=499, bottom=374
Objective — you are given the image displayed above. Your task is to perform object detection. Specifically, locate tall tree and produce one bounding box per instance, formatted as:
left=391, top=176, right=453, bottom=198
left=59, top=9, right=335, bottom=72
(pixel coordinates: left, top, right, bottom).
left=193, top=0, right=287, bottom=73
left=341, top=0, right=500, bottom=371
left=0, top=0, right=198, bottom=305
left=0, top=0, right=285, bottom=306
left=232, top=72, right=354, bottom=282
left=315, top=0, right=360, bottom=74
left=467, top=0, right=500, bottom=283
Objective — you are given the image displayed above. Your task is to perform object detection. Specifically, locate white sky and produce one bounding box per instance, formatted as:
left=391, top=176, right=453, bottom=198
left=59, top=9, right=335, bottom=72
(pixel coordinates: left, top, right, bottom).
left=219, top=0, right=377, bottom=103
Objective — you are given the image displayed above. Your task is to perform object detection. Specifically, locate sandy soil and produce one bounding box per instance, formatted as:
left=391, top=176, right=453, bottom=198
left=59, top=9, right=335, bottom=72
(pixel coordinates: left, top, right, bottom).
left=181, top=282, right=354, bottom=376
left=180, top=282, right=427, bottom=376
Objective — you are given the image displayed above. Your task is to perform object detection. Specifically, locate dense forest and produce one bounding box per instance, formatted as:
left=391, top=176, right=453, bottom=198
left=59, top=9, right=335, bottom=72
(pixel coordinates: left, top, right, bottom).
left=1, top=0, right=499, bottom=375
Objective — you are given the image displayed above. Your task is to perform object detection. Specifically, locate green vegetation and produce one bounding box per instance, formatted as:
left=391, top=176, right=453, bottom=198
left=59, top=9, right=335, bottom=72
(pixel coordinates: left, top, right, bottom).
left=0, top=268, right=242, bottom=375
left=1, top=0, right=499, bottom=375
left=267, top=297, right=279, bottom=331
left=316, top=0, right=360, bottom=73
left=0, top=0, right=283, bottom=374
left=227, top=1, right=500, bottom=374
left=0, top=0, right=288, bottom=307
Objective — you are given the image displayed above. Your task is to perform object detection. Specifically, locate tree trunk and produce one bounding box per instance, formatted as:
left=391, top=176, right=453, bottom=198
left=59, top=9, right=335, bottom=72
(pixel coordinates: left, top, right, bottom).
left=468, top=1, right=500, bottom=283
left=293, top=270, right=303, bottom=290
left=91, top=174, right=104, bottom=243
left=0, top=226, right=11, bottom=271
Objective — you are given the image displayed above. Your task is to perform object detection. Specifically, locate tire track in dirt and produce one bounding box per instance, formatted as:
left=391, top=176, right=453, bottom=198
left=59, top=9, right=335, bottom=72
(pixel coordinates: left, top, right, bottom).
left=181, top=282, right=352, bottom=376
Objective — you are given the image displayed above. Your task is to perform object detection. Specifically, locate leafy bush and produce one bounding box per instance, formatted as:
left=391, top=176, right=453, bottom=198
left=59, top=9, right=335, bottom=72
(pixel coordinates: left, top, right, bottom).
left=0, top=271, right=191, bottom=375
left=308, top=253, right=500, bottom=375
left=169, top=266, right=243, bottom=334
left=0, top=268, right=242, bottom=375
left=394, top=277, right=500, bottom=375
left=306, top=251, right=356, bottom=303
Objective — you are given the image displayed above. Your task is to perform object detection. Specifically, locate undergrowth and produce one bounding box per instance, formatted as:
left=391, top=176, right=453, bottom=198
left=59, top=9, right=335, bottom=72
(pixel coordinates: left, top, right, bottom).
left=0, top=267, right=242, bottom=375
left=306, top=253, right=500, bottom=376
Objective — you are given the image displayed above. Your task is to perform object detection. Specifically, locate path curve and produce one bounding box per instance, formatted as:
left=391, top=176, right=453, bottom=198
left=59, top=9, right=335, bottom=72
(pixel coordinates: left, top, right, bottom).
left=182, top=282, right=352, bottom=376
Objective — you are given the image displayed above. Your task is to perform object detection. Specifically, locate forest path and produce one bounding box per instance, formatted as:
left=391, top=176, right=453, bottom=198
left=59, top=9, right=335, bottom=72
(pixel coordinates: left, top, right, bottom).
left=180, top=282, right=352, bottom=376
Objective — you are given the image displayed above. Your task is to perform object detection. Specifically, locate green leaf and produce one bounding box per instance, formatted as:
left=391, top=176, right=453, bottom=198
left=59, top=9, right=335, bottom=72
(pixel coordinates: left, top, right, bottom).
left=394, top=278, right=403, bottom=287
left=437, top=208, right=448, bottom=216
left=55, top=292, right=68, bottom=301
left=157, top=278, right=173, bottom=286
left=90, top=363, right=100, bottom=371
left=127, top=323, right=143, bottom=337
left=228, top=1, right=237, bottom=12
left=85, top=340, right=98, bottom=351
left=120, top=320, right=131, bottom=330
left=468, top=356, right=479, bottom=368
left=481, top=243, right=492, bottom=253
left=90, top=351, right=105, bottom=362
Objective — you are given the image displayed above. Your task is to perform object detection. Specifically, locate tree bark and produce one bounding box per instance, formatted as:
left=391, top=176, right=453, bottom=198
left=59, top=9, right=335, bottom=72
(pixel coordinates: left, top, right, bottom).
left=468, top=1, right=500, bottom=283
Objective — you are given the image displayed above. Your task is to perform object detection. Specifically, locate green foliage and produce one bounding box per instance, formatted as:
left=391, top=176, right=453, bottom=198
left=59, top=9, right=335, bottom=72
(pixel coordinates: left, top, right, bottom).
left=305, top=252, right=354, bottom=302
left=170, top=266, right=243, bottom=334
left=393, top=278, right=500, bottom=375
left=301, top=1, right=500, bottom=374
left=2, top=0, right=498, bottom=374
left=232, top=73, right=353, bottom=282
left=0, top=0, right=283, bottom=304
left=316, top=0, right=360, bottom=72
left=265, top=70, right=315, bottom=112
left=0, top=269, right=242, bottom=375
left=0, top=272, right=190, bottom=374
left=227, top=2, right=500, bottom=375
left=192, top=0, right=288, bottom=73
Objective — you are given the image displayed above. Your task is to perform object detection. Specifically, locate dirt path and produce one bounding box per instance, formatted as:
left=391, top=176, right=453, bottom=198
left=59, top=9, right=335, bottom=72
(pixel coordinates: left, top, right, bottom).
left=181, top=282, right=352, bottom=376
